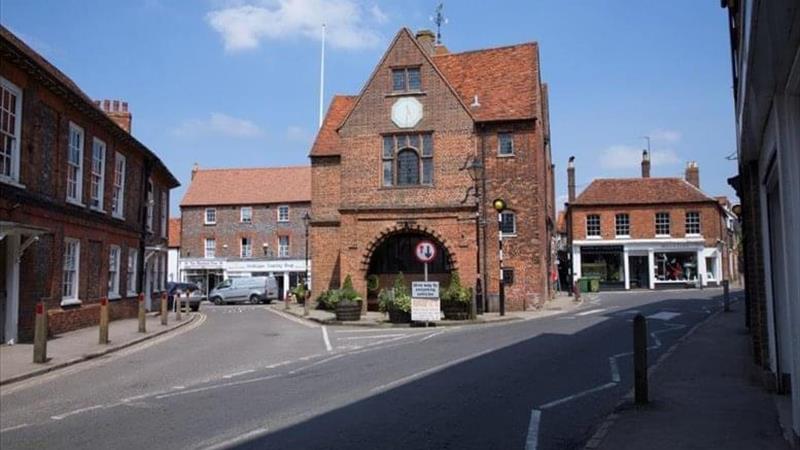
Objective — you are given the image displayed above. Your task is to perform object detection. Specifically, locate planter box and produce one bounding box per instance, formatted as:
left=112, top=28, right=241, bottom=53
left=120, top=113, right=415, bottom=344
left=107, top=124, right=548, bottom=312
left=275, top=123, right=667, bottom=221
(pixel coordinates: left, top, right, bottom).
left=335, top=302, right=362, bottom=321
left=442, top=301, right=469, bottom=320
left=388, top=309, right=411, bottom=323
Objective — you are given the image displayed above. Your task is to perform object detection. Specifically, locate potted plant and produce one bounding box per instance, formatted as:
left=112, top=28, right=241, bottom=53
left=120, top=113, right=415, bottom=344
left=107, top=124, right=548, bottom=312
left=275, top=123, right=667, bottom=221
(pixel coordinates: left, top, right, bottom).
left=441, top=271, right=472, bottom=320
left=378, top=273, right=412, bottom=323
left=333, top=275, right=362, bottom=321
left=291, top=283, right=307, bottom=305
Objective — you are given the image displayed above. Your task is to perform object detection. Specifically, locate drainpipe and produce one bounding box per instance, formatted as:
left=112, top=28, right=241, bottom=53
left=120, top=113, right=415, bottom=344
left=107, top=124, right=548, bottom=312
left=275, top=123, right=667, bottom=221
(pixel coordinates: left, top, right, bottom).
left=139, top=158, right=153, bottom=296
left=479, top=124, right=489, bottom=311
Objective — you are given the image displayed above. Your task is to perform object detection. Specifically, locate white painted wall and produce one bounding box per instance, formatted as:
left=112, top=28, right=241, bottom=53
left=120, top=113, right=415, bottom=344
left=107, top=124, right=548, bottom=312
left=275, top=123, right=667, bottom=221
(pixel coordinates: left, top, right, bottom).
left=168, top=248, right=179, bottom=282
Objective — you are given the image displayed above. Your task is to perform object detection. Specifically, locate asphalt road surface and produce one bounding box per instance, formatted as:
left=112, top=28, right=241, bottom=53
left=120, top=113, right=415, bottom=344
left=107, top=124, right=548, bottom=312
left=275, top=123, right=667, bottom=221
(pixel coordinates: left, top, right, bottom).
left=0, top=288, right=738, bottom=450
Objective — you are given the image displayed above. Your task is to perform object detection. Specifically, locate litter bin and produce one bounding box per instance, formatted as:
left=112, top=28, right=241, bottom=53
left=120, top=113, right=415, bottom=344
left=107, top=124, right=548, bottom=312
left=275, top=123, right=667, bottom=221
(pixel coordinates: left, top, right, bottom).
left=578, top=278, right=590, bottom=293
left=589, top=278, right=600, bottom=292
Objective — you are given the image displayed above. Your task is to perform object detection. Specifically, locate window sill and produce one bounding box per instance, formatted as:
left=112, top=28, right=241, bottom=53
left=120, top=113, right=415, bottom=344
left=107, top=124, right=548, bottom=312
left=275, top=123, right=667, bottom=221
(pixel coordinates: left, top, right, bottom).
left=112, top=213, right=125, bottom=221
left=126, top=291, right=138, bottom=297
left=655, top=234, right=671, bottom=238
left=60, top=298, right=82, bottom=307
left=501, top=233, right=517, bottom=238
left=0, top=177, right=25, bottom=189
left=277, top=220, right=290, bottom=223
left=385, top=91, right=427, bottom=98
left=378, top=184, right=435, bottom=190
left=497, top=153, right=515, bottom=158
left=204, top=222, right=216, bottom=226
left=586, top=236, right=602, bottom=240
left=615, top=235, right=631, bottom=239
left=66, top=198, right=85, bottom=208
left=685, top=234, right=702, bottom=238
left=90, top=206, right=106, bottom=214
left=108, top=294, right=122, bottom=301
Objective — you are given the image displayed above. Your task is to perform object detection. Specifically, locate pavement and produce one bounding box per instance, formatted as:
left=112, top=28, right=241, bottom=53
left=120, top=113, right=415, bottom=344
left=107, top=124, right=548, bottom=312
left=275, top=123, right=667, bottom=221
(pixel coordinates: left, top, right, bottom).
left=275, top=290, right=585, bottom=327
left=591, top=296, right=791, bottom=450
left=0, top=289, right=746, bottom=450
left=0, top=311, right=197, bottom=386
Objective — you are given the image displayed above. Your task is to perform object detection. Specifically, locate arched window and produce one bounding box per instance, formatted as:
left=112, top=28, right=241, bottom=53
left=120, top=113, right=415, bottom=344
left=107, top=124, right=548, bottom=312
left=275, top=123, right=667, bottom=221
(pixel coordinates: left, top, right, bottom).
left=397, top=149, right=420, bottom=185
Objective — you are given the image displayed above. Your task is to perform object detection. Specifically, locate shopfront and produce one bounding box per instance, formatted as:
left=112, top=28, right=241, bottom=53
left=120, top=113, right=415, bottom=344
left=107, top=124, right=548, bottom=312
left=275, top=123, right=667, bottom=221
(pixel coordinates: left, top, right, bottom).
left=579, top=245, right=624, bottom=290
left=179, top=258, right=226, bottom=295
left=179, top=258, right=310, bottom=299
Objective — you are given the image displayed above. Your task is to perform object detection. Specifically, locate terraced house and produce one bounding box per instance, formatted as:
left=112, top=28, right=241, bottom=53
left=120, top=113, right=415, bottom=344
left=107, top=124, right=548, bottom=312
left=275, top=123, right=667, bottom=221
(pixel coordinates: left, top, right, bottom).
left=0, top=26, right=178, bottom=343
left=309, top=28, right=555, bottom=312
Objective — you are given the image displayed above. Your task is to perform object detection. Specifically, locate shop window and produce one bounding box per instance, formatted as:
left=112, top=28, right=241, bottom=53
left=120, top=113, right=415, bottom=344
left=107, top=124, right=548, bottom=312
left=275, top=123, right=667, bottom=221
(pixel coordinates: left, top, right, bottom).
left=615, top=213, right=630, bottom=237
left=655, top=212, right=670, bottom=236
left=580, top=247, right=623, bottom=284
left=685, top=211, right=700, bottom=235
left=705, top=256, right=717, bottom=281
left=586, top=214, right=601, bottom=237
left=654, top=252, right=698, bottom=281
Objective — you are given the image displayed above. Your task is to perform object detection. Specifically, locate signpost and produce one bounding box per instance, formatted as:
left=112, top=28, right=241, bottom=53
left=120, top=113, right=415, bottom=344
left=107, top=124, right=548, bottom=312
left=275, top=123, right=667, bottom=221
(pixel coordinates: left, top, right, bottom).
left=413, top=240, right=439, bottom=325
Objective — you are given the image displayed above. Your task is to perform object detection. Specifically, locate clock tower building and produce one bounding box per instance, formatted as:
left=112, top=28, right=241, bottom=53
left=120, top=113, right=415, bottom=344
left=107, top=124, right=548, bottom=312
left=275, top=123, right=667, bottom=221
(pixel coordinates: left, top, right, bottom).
left=309, top=28, right=555, bottom=312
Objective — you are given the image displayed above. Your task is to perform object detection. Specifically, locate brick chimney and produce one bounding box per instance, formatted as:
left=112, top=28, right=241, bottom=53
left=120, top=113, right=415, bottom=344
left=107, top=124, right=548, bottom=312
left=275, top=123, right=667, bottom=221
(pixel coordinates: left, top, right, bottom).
left=685, top=161, right=700, bottom=189
left=415, top=29, right=436, bottom=55
left=567, top=156, right=576, bottom=202
left=641, top=150, right=651, bottom=178
left=191, top=162, right=199, bottom=180
left=95, top=99, right=132, bottom=133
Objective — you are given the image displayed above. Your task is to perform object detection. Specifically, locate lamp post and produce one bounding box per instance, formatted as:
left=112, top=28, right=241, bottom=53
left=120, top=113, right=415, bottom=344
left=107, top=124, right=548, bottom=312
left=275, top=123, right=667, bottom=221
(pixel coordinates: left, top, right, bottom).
left=493, top=198, right=507, bottom=316
left=465, top=158, right=484, bottom=318
left=303, top=211, right=311, bottom=316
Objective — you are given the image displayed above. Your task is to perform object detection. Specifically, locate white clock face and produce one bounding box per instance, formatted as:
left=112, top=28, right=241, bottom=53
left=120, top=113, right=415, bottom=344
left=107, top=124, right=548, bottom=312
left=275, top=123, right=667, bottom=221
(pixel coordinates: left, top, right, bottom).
left=391, top=97, right=423, bottom=128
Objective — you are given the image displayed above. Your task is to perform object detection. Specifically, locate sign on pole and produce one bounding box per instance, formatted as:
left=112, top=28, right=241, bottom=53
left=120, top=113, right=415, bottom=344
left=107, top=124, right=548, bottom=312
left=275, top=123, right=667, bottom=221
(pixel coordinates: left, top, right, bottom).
left=411, top=281, right=440, bottom=322
left=415, top=240, right=436, bottom=263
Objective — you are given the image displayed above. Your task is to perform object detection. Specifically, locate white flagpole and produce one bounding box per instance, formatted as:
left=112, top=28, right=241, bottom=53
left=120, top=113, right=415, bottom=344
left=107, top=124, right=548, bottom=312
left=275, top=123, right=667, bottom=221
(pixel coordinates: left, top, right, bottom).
left=318, top=23, right=326, bottom=129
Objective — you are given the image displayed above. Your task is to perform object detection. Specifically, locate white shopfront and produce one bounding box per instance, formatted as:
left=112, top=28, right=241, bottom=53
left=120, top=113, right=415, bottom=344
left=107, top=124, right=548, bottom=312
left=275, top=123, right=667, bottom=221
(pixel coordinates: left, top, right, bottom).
left=572, top=238, right=722, bottom=290
left=179, top=258, right=311, bottom=299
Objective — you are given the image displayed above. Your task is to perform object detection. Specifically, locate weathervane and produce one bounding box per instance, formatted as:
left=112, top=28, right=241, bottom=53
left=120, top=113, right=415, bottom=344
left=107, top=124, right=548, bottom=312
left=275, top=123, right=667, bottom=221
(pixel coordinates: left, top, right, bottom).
left=431, top=3, right=448, bottom=45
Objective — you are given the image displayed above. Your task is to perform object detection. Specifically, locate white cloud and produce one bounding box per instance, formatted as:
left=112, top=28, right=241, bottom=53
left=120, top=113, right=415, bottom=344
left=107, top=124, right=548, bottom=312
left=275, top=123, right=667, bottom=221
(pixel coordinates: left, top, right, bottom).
left=206, top=0, right=385, bottom=52
left=599, top=145, right=681, bottom=170
left=648, top=129, right=682, bottom=144
left=173, top=113, right=264, bottom=138
left=286, top=125, right=312, bottom=142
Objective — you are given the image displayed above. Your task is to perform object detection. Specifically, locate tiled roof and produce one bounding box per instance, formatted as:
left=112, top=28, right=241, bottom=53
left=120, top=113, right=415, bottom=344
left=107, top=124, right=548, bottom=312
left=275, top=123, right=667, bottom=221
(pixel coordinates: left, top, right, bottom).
left=180, top=166, right=311, bottom=207
left=571, top=178, right=715, bottom=206
left=433, top=43, right=539, bottom=122
left=168, top=218, right=181, bottom=248
left=309, top=95, right=356, bottom=157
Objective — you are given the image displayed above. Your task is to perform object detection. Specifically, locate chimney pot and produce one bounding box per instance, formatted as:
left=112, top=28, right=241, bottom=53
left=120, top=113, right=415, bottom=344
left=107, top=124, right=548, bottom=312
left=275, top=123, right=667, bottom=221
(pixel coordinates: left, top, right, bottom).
left=415, top=29, right=436, bottom=55
left=567, top=156, right=576, bottom=202
left=191, top=162, right=200, bottom=180
left=641, top=150, right=651, bottom=178
left=685, top=161, right=700, bottom=189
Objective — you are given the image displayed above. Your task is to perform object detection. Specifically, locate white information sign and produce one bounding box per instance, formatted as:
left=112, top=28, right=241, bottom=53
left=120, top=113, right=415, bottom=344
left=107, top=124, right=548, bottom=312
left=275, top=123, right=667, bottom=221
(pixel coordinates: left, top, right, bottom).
left=411, top=281, right=440, bottom=322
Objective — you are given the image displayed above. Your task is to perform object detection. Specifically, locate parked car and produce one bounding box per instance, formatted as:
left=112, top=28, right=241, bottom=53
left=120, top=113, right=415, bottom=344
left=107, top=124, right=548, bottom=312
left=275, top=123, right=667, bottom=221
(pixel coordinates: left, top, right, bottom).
left=208, top=276, right=279, bottom=305
left=167, top=282, right=205, bottom=312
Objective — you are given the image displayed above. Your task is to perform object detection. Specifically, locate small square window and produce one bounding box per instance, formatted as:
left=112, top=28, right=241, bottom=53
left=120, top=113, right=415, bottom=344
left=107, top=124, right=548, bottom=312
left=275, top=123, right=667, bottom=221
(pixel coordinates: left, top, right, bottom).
left=655, top=212, right=670, bottom=236
left=241, top=207, right=252, bottom=223
left=498, top=132, right=514, bottom=156
left=685, top=212, right=700, bottom=235
left=615, top=213, right=630, bottom=237
left=392, top=69, right=406, bottom=92
left=407, top=68, right=421, bottom=90
left=502, top=268, right=514, bottom=285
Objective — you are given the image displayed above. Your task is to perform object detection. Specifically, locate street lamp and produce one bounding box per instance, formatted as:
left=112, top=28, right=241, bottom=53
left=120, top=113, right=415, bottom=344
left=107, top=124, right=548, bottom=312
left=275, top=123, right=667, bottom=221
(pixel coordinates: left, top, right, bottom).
left=302, top=211, right=311, bottom=317
left=493, top=198, right=507, bottom=316
left=465, top=158, right=484, bottom=318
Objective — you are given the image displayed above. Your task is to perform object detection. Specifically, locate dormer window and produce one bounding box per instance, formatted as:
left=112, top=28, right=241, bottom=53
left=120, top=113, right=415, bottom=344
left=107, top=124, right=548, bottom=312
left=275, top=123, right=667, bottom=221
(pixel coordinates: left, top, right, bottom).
left=392, top=67, right=421, bottom=92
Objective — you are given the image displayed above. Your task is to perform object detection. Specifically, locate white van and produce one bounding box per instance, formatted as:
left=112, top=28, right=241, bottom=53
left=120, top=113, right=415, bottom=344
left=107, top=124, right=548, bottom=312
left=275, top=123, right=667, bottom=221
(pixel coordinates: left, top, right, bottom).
left=209, top=276, right=279, bottom=305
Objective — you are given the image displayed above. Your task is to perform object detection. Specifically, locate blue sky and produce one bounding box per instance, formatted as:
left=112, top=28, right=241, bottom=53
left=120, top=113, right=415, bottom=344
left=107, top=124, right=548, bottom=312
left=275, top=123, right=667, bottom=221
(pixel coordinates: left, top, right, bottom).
left=1, top=0, right=738, bottom=215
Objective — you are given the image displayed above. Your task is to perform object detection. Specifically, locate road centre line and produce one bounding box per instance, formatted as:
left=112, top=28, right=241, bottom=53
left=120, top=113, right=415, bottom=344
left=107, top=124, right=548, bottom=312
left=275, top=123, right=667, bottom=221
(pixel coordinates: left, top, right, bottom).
left=51, top=404, right=106, bottom=421
left=287, top=354, right=345, bottom=375
left=222, top=369, right=255, bottom=379
left=576, top=308, right=606, bottom=316
left=0, top=423, right=30, bottom=434
left=156, top=374, right=281, bottom=400
left=322, top=326, right=332, bottom=352
left=525, top=410, right=541, bottom=450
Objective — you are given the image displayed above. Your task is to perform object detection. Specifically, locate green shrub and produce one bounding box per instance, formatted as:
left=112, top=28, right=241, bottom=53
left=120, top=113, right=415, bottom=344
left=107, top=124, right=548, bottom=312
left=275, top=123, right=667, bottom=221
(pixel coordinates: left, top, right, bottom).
left=367, top=274, right=380, bottom=293
left=442, top=271, right=472, bottom=304
left=377, top=273, right=412, bottom=313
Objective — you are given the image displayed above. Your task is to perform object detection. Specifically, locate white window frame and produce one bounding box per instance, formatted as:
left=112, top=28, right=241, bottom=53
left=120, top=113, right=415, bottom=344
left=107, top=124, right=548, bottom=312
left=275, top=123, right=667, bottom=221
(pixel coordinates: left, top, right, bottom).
left=615, top=213, right=630, bottom=238
left=146, top=179, right=154, bottom=232
left=160, top=191, right=168, bottom=238
left=112, top=152, right=126, bottom=219
left=655, top=212, right=671, bottom=237
left=277, top=205, right=290, bottom=222
left=241, top=206, right=252, bottom=223
left=67, top=122, right=84, bottom=205
left=241, top=237, right=252, bottom=258
left=62, top=238, right=81, bottom=305
left=127, top=248, right=138, bottom=296
left=108, top=245, right=121, bottom=299
left=586, top=214, right=601, bottom=238
left=500, top=211, right=517, bottom=236
left=497, top=132, right=514, bottom=156
left=205, top=238, right=216, bottom=259
left=90, top=138, right=106, bottom=211
left=0, top=77, right=23, bottom=187
left=685, top=211, right=701, bottom=236
left=205, top=208, right=216, bottom=225
left=278, top=236, right=290, bottom=258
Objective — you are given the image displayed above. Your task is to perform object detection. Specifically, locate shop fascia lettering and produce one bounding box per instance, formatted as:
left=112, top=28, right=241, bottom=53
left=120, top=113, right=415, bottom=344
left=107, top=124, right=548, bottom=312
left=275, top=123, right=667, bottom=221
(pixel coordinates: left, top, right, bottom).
left=226, top=260, right=308, bottom=272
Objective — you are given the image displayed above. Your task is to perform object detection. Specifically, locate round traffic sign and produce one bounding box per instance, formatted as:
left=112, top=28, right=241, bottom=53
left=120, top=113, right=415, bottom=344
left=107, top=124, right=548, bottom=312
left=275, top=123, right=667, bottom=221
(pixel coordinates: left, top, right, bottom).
left=415, top=240, right=437, bottom=263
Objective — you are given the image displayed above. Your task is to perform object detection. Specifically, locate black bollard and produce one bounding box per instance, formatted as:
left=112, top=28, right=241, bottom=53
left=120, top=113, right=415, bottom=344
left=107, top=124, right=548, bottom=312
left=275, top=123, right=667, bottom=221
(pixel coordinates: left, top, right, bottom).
left=633, top=314, right=648, bottom=404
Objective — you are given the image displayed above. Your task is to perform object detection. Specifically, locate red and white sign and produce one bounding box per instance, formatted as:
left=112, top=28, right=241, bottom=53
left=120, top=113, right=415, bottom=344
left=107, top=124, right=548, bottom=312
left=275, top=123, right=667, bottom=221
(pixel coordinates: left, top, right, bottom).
left=415, top=240, right=437, bottom=263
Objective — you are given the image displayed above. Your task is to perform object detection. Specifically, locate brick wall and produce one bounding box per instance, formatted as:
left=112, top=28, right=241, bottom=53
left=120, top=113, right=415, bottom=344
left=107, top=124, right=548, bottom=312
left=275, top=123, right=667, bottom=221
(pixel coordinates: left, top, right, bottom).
left=180, top=203, right=310, bottom=260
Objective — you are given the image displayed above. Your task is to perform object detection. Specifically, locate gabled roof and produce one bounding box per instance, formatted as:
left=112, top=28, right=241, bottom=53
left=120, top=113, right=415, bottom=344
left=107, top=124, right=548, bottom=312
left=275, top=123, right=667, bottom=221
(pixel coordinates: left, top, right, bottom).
left=571, top=178, right=716, bottom=206
left=0, top=25, right=179, bottom=188
left=180, top=166, right=311, bottom=207
left=434, top=42, right=539, bottom=122
left=309, top=95, right=357, bottom=157
left=168, top=218, right=181, bottom=248
left=309, top=28, right=541, bottom=157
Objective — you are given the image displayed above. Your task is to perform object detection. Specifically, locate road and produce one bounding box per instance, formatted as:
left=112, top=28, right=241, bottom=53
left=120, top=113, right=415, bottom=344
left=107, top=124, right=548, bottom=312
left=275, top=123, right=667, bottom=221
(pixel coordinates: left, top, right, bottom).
left=0, top=289, right=737, bottom=450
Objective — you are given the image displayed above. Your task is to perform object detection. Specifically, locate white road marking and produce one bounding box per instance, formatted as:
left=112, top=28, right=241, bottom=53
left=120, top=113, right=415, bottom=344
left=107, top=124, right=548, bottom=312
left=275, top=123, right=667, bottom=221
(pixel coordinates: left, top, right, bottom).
left=419, top=330, right=445, bottom=342
left=608, top=357, right=621, bottom=383
left=222, top=369, right=255, bottom=379
left=322, top=326, right=332, bottom=352
left=197, top=426, right=270, bottom=450
left=576, top=308, right=606, bottom=316
left=263, top=307, right=319, bottom=328
left=51, top=404, right=106, bottom=420
left=172, top=385, right=186, bottom=390
left=287, top=354, right=345, bottom=375
left=0, top=423, right=30, bottom=434
left=339, top=334, right=411, bottom=340
left=525, top=410, right=541, bottom=450
left=647, top=312, right=681, bottom=321
left=156, top=374, right=280, bottom=400
left=539, top=382, right=617, bottom=409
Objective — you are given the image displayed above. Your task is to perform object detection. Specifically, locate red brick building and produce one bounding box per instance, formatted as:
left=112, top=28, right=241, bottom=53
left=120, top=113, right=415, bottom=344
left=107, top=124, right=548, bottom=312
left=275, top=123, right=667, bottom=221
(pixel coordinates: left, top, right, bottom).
left=309, top=29, right=555, bottom=311
left=0, top=26, right=179, bottom=342
left=566, top=152, right=738, bottom=290
left=178, top=165, right=311, bottom=298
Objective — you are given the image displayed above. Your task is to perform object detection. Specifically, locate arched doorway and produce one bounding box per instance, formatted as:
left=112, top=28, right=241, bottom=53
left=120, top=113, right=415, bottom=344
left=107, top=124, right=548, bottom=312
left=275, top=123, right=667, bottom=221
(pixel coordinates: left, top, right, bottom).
left=365, top=231, right=453, bottom=310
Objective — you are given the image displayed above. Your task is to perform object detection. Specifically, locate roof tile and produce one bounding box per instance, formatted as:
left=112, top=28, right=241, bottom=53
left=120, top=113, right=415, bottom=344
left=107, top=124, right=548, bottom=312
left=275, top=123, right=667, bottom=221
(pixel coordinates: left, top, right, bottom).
left=168, top=218, right=181, bottom=248
left=180, top=166, right=310, bottom=207
left=572, top=178, right=715, bottom=206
